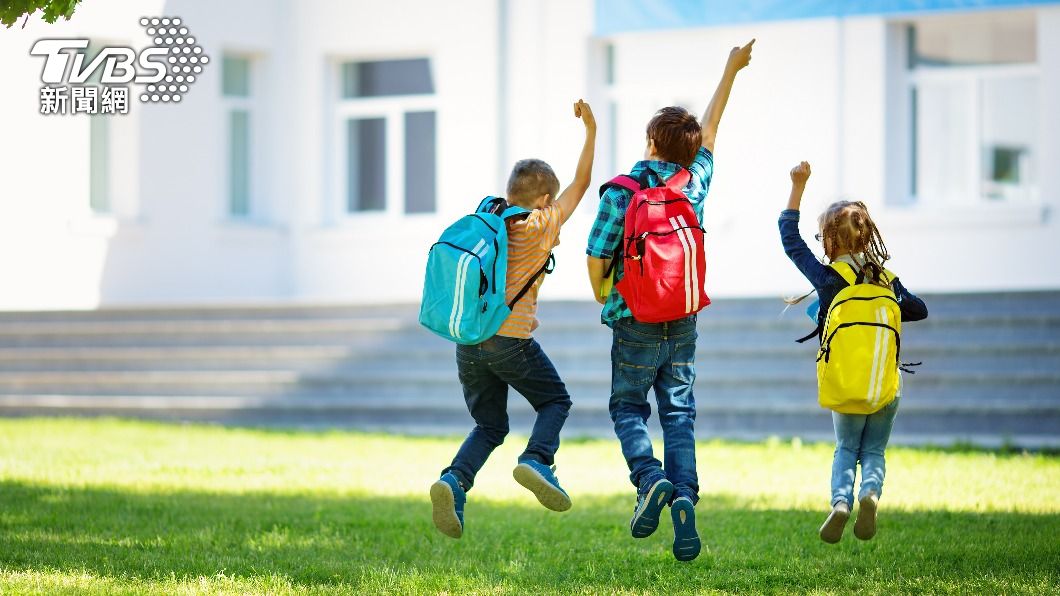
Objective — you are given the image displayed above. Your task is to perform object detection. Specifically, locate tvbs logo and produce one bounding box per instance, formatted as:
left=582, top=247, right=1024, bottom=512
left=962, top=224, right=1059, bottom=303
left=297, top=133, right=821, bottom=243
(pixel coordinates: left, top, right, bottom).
left=31, top=17, right=208, bottom=115
left=32, top=39, right=169, bottom=85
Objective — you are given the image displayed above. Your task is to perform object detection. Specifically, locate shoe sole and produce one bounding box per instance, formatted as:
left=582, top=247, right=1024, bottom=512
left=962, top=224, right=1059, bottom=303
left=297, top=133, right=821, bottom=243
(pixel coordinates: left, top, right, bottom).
left=854, top=495, right=878, bottom=540
left=819, top=506, right=850, bottom=544
left=631, top=479, right=674, bottom=538
left=671, top=500, right=701, bottom=561
left=513, top=464, right=572, bottom=512
left=429, top=480, right=463, bottom=539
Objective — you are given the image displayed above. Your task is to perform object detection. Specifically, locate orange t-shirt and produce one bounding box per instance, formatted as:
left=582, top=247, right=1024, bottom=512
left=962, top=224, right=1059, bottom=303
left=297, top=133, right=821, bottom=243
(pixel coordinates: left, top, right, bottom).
left=496, top=204, right=562, bottom=338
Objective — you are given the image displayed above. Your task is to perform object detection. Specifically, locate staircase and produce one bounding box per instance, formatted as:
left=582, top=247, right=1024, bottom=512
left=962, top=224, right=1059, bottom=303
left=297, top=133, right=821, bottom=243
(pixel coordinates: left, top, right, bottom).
left=0, top=293, right=1057, bottom=447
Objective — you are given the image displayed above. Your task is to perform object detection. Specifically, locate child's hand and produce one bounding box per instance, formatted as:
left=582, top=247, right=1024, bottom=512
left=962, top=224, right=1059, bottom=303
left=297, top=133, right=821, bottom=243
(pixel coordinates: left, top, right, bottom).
left=786, top=161, right=810, bottom=210
left=727, top=38, right=755, bottom=72
left=574, top=99, right=596, bottom=132
left=790, top=161, right=812, bottom=186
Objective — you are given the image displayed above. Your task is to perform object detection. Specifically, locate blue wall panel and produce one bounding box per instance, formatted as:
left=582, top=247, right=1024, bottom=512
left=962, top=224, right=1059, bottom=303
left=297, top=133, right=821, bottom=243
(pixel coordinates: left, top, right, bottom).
left=595, top=0, right=1059, bottom=35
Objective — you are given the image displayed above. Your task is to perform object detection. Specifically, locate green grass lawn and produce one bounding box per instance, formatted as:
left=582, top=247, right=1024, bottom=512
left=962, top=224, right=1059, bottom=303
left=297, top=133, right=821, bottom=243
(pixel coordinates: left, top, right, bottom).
left=0, top=418, right=1057, bottom=594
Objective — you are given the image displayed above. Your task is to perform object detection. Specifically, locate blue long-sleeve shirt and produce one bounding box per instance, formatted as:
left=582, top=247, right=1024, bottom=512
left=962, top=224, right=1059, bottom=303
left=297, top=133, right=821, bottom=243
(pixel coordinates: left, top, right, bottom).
left=778, top=209, right=927, bottom=335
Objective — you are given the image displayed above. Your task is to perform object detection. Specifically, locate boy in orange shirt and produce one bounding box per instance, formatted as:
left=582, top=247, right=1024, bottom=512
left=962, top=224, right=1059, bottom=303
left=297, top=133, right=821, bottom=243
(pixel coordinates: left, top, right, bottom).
left=431, top=100, right=596, bottom=539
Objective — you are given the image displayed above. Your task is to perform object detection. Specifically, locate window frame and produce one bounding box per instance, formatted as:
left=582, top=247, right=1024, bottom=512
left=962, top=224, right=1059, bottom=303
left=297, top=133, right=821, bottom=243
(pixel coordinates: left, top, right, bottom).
left=329, top=56, right=439, bottom=221
left=85, top=42, right=111, bottom=216
left=220, top=52, right=261, bottom=223
left=898, top=16, right=1041, bottom=208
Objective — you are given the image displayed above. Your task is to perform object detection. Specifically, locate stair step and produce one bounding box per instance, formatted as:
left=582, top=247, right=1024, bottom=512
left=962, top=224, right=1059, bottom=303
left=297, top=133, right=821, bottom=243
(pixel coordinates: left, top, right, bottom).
left=0, top=293, right=1056, bottom=447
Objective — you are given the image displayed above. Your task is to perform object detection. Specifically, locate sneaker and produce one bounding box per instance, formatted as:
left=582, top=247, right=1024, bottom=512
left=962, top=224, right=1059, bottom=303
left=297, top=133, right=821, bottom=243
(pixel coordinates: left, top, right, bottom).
left=854, top=492, right=879, bottom=541
left=630, top=477, right=674, bottom=538
left=430, top=473, right=465, bottom=539
left=513, top=461, right=572, bottom=512
left=670, top=496, right=701, bottom=561
left=819, top=501, right=850, bottom=544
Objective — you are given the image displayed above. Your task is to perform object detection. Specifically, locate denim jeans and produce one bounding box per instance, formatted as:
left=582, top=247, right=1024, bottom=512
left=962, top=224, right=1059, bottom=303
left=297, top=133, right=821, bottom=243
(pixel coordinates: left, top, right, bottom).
left=609, top=316, right=699, bottom=504
left=830, top=396, right=900, bottom=506
left=443, top=335, right=572, bottom=491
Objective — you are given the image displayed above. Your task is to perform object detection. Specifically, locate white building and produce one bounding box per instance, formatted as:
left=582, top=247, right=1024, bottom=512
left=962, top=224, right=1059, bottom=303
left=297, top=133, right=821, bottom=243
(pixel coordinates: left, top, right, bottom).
left=1, top=0, right=1058, bottom=310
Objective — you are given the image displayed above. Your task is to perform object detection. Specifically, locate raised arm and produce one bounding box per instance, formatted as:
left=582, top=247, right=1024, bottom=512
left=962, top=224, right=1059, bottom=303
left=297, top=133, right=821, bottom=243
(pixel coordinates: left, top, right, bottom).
left=787, top=161, right=811, bottom=211
left=780, top=161, right=833, bottom=289
left=555, top=100, right=597, bottom=224
left=700, top=39, right=754, bottom=153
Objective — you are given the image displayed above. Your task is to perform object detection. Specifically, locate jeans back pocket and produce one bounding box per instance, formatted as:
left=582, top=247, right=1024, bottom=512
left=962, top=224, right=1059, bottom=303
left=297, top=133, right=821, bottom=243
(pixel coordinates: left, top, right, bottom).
left=614, top=337, right=660, bottom=387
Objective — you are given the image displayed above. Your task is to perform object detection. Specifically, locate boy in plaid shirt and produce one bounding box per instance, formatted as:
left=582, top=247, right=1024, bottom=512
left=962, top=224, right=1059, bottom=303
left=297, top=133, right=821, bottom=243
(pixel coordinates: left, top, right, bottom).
left=585, top=39, right=754, bottom=561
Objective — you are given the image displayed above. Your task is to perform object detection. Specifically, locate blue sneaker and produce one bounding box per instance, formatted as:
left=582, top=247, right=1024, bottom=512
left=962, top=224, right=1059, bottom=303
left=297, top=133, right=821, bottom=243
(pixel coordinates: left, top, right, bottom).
left=670, top=497, right=701, bottom=561
left=430, top=473, right=465, bottom=538
left=630, top=477, right=674, bottom=538
left=513, top=461, right=572, bottom=512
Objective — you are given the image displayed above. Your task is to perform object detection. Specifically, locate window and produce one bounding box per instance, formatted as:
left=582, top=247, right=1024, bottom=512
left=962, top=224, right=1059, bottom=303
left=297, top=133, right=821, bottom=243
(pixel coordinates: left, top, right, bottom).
left=86, top=43, right=109, bottom=214
left=598, top=43, right=619, bottom=179
left=89, top=109, right=109, bottom=213
left=222, top=55, right=253, bottom=218
left=347, top=117, right=386, bottom=211
left=334, top=58, right=437, bottom=216
left=905, top=12, right=1038, bottom=205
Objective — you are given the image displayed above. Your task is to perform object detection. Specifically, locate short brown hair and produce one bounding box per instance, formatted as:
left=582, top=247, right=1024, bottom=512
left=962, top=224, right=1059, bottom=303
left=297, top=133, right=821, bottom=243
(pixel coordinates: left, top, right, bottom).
left=506, top=159, right=560, bottom=207
left=646, top=107, right=702, bottom=168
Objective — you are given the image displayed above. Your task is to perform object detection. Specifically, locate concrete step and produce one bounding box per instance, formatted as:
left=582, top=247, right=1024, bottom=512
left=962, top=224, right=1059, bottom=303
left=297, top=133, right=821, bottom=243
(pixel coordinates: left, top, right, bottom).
left=0, top=369, right=1056, bottom=402
left=0, top=318, right=1056, bottom=349
left=0, top=293, right=1057, bottom=447
left=0, top=345, right=1056, bottom=375
left=1, top=290, right=1058, bottom=322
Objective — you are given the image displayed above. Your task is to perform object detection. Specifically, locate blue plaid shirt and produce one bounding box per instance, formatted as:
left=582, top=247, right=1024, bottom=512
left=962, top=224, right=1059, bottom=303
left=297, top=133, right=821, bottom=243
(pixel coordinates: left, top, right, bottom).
left=586, top=147, right=714, bottom=325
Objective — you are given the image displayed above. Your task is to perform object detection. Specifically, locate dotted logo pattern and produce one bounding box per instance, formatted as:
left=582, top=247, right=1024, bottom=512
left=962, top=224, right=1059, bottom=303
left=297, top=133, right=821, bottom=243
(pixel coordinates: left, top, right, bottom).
left=137, top=17, right=208, bottom=103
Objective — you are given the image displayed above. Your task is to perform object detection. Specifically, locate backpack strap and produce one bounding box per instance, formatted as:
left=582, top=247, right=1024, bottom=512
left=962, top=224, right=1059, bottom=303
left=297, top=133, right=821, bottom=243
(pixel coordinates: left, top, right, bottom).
left=796, top=263, right=863, bottom=344
left=599, top=174, right=644, bottom=198
left=639, top=166, right=691, bottom=192
left=508, top=253, right=555, bottom=309
left=795, top=324, right=821, bottom=344
left=828, top=261, right=864, bottom=286
left=663, top=167, right=691, bottom=191
left=501, top=206, right=531, bottom=221
left=476, top=196, right=506, bottom=215
left=596, top=175, right=640, bottom=279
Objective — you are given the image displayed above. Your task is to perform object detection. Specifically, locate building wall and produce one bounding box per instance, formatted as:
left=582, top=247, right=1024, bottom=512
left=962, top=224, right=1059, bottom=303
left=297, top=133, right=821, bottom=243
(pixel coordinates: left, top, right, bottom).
left=0, top=1, right=1056, bottom=311
left=599, top=7, right=1060, bottom=299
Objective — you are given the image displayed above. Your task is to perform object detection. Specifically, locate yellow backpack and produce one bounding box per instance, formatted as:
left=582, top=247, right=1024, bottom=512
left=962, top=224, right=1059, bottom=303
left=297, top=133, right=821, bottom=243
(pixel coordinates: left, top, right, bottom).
left=814, top=262, right=902, bottom=414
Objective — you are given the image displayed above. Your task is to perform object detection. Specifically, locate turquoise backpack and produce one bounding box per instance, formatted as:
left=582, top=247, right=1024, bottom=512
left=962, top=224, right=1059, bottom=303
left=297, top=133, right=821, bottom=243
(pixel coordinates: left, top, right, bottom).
left=419, top=197, right=555, bottom=345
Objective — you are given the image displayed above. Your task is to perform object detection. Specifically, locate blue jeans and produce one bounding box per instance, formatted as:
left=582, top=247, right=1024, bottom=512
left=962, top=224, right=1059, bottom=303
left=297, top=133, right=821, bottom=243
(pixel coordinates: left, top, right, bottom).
left=609, top=316, right=699, bottom=504
left=443, top=335, right=572, bottom=491
left=830, top=396, right=900, bottom=506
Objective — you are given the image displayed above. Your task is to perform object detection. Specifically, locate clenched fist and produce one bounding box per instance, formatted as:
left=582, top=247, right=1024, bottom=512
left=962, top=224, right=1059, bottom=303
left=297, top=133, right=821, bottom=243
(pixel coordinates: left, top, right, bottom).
left=790, top=161, right=811, bottom=186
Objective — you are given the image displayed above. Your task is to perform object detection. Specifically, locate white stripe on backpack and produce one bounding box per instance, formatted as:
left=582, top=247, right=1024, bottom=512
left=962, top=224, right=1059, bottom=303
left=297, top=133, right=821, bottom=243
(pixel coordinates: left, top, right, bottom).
left=865, top=307, right=887, bottom=407
left=448, top=252, right=470, bottom=339
left=448, top=240, right=487, bottom=339
left=677, top=215, right=699, bottom=312
left=669, top=217, right=692, bottom=313
left=871, top=307, right=891, bottom=407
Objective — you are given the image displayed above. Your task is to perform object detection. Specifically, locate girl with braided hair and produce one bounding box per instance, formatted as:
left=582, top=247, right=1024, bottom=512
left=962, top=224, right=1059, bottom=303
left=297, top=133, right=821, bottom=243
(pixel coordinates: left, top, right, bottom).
left=779, top=161, right=928, bottom=543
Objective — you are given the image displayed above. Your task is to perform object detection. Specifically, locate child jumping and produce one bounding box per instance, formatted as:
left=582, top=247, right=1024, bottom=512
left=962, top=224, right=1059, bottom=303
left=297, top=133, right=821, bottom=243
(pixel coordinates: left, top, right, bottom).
left=780, top=161, right=928, bottom=543
left=585, top=39, right=754, bottom=561
left=430, top=100, right=596, bottom=539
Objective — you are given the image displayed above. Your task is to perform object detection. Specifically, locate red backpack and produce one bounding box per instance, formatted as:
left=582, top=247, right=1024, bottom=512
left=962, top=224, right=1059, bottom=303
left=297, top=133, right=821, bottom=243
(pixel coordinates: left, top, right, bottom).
left=603, top=168, right=710, bottom=323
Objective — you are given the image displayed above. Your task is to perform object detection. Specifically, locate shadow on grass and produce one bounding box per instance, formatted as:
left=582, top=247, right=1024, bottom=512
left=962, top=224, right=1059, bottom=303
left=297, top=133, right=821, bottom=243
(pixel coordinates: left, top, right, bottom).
left=0, top=481, right=1057, bottom=593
